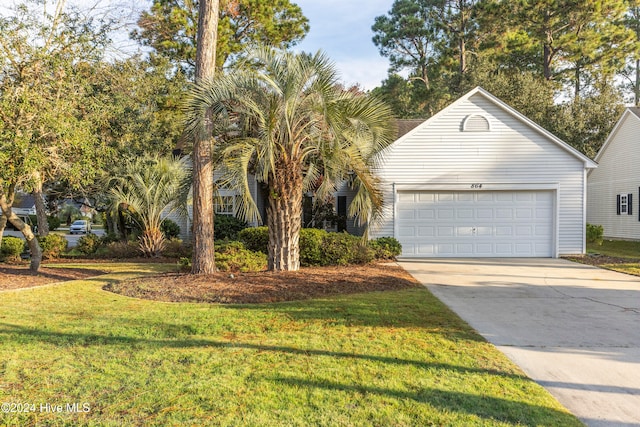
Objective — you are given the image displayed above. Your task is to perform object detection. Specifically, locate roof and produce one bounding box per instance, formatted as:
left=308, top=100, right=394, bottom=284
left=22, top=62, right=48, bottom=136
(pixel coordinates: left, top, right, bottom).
left=594, top=107, right=640, bottom=163
left=13, top=193, right=35, bottom=209
left=393, top=86, right=598, bottom=169
left=396, top=119, right=424, bottom=139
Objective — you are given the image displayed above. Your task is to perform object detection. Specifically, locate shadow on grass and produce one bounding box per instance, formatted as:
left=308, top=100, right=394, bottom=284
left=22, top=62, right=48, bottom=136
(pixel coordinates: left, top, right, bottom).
left=269, top=376, right=580, bottom=426
left=229, top=288, right=483, bottom=339
left=0, top=322, right=521, bottom=380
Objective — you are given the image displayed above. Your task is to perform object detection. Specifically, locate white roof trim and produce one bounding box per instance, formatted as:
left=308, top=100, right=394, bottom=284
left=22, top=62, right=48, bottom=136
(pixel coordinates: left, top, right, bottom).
left=391, top=86, right=598, bottom=169
left=593, top=108, right=640, bottom=163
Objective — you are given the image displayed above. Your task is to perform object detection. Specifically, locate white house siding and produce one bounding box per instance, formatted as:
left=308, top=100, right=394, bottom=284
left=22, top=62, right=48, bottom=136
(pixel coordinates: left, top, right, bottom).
left=587, top=112, right=640, bottom=240
left=162, top=172, right=261, bottom=241
left=369, top=92, right=589, bottom=256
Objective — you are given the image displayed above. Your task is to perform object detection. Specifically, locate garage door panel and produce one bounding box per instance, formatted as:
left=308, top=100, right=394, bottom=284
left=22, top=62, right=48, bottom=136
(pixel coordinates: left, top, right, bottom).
left=397, top=190, right=554, bottom=257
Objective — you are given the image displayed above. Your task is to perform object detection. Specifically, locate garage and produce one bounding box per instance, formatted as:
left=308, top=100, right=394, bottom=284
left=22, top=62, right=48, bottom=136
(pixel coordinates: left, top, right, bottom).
left=366, top=87, right=598, bottom=258
left=396, top=190, right=555, bottom=257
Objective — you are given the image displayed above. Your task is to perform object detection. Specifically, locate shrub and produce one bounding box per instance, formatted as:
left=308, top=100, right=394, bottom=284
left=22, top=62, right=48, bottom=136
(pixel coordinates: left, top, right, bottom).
left=162, top=239, right=192, bottom=258
left=77, top=233, right=101, bottom=255
left=321, top=232, right=374, bottom=266
left=238, top=226, right=269, bottom=253
left=215, top=215, right=248, bottom=240
left=1, top=237, right=25, bottom=261
left=47, top=215, right=61, bottom=231
left=160, top=218, right=181, bottom=239
left=586, top=223, right=604, bottom=245
left=100, top=232, right=119, bottom=245
left=39, top=234, right=68, bottom=259
left=299, top=228, right=327, bottom=266
left=369, top=237, right=402, bottom=260
left=215, top=241, right=267, bottom=272
left=99, top=241, right=141, bottom=258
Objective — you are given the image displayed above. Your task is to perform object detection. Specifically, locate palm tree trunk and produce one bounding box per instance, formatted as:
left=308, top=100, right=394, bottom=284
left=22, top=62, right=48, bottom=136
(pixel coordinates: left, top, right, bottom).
left=191, top=0, right=219, bottom=274
left=266, top=162, right=303, bottom=271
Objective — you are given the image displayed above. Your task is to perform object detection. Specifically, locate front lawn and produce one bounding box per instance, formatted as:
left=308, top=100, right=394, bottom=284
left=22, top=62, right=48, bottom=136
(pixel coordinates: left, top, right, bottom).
left=0, top=263, right=581, bottom=426
left=577, top=240, right=640, bottom=276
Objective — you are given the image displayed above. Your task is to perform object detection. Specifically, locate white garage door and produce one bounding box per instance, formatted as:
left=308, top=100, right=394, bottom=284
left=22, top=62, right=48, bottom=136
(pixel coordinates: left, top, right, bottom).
left=397, top=190, right=554, bottom=257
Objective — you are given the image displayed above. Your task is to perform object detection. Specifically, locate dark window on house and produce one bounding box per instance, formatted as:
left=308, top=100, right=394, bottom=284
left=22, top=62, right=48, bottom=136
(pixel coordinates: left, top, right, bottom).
left=617, top=193, right=633, bottom=216
left=336, top=196, right=347, bottom=232
left=215, top=195, right=234, bottom=215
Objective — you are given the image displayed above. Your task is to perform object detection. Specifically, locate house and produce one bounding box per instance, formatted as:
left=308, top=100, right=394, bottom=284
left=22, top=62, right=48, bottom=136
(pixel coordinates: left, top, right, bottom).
left=12, top=193, right=36, bottom=217
left=366, top=87, right=597, bottom=257
left=171, top=87, right=596, bottom=258
left=587, top=107, right=640, bottom=240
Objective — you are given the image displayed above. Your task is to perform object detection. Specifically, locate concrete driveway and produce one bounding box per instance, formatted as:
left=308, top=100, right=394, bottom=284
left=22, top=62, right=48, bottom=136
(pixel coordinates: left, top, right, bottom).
left=399, top=258, right=640, bottom=427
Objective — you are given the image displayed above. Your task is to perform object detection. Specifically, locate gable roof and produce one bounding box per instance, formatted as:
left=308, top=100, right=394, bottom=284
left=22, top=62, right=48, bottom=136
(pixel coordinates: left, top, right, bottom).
left=13, top=193, right=35, bottom=209
left=394, top=86, right=597, bottom=168
left=594, top=107, right=640, bottom=163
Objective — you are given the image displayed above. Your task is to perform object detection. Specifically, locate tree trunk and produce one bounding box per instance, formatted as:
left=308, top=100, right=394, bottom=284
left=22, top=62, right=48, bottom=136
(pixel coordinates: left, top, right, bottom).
left=191, top=0, right=219, bottom=275
left=0, top=191, right=42, bottom=272
left=635, top=58, right=639, bottom=106
left=266, top=162, right=303, bottom=271
left=0, top=214, right=6, bottom=252
left=33, top=174, right=49, bottom=236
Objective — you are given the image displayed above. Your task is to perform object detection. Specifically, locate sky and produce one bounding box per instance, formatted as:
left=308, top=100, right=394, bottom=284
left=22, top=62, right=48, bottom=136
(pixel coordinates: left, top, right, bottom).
left=291, top=0, right=393, bottom=90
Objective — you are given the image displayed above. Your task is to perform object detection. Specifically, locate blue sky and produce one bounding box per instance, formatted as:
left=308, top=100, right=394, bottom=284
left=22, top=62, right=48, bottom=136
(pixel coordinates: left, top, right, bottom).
left=292, top=0, right=393, bottom=90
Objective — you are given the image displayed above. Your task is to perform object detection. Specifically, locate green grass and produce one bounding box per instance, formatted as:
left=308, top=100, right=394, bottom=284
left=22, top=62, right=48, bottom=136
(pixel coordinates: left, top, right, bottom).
left=587, top=239, right=640, bottom=258
left=587, top=240, right=640, bottom=276
left=0, top=263, right=582, bottom=426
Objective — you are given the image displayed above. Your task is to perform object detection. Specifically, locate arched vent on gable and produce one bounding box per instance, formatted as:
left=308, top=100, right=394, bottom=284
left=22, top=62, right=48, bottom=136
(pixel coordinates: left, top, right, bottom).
left=462, top=114, right=491, bottom=132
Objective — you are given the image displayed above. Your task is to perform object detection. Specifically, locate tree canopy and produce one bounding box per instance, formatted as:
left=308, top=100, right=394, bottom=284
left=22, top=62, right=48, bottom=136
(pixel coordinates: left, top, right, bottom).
left=132, top=0, right=309, bottom=74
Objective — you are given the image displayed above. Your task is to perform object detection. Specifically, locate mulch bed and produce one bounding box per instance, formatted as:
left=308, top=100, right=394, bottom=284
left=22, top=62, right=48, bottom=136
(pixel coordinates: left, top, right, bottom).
left=104, top=263, right=422, bottom=304
left=564, top=254, right=640, bottom=266
left=0, top=265, right=108, bottom=291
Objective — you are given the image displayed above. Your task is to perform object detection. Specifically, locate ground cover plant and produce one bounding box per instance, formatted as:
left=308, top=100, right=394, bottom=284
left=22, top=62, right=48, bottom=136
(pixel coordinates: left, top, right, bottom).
left=0, top=262, right=581, bottom=426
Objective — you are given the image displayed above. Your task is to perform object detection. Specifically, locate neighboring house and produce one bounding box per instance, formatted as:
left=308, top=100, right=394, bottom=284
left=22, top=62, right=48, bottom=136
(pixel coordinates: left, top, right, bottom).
left=587, top=107, right=640, bottom=240
left=367, top=87, right=597, bottom=258
left=12, top=193, right=36, bottom=217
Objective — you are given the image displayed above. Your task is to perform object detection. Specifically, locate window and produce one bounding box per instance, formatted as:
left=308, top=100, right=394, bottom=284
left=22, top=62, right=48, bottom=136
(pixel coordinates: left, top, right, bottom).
left=215, top=195, right=235, bottom=215
left=617, top=193, right=633, bottom=216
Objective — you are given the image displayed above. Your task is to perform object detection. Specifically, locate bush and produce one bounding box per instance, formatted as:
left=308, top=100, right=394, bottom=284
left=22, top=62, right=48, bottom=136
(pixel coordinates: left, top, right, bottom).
left=77, top=233, right=101, bottom=255
left=369, top=237, right=402, bottom=260
left=98, top=241, right=141, bottom=258
left=100, top=232, right=120, bottom=245
left=215, top=215, right=248, bottom=240
left=238, top=226, right=269, bottom=253
left=39, top=234, right=68, bottom=259
left=215, top=241, right=267, bottom=272
left=586, top=223, right=604, bottom=245
left=1, top=237, right=25, bottom=261
left=160, top=218, right=181, bottom=239
left=321, top=232, right=374, bottom=266
left=47, top=215, right=61, bottom=231
left=299, top=228, right=327, bottom=266
left=162, top=239, right=192, bottom=258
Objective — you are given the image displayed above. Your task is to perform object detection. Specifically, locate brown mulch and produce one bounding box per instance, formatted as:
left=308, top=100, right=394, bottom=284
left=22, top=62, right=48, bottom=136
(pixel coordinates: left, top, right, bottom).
left=0, top=265, right=108, bottom=291
left=104, top=263, right=422, bottom=304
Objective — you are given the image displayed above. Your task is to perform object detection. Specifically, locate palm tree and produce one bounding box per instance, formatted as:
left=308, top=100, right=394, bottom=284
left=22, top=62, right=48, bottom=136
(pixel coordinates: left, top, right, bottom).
left=185, top=48, right=396, bottom=271
left=110, top=155, right=190, bottom=257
